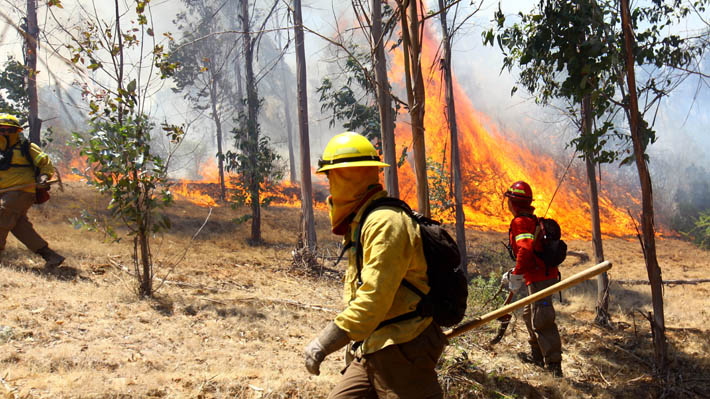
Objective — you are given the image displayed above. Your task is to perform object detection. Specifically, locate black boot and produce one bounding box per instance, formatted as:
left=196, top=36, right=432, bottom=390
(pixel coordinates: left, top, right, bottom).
left=36, top=246, right=65, bottom=269
left=546, top=361, right=563, bottom=377
left=517, top=348, right=544, bottom=368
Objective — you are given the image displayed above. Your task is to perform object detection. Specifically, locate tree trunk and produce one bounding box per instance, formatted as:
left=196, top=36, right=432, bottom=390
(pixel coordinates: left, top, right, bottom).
left=210, top=77, right=226, bottom=201
left=138, top=228, right=152, bottom=296
left=407, top=0, right=429, bottom=216
left=437, top=0, right=466, bottom=276
left=293, top=0, right=317, bottom=251
left=276, top=27, right=297, bottom=184
left=582, top=96, right=610, bottom=325
left=284, top=88, right=297, bottom=184
left=231, top=1, right=244, bottom=117
left=620, top=0, right=666, bottom=371
left=371, top=0, right=398, bottom=198
left=241, top=0, right=261, bottom=243
left=25, top=0, right=40, bottom=144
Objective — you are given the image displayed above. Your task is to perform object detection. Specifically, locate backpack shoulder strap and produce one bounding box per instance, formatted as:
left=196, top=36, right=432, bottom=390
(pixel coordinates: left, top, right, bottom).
left=354, top=197, right=410, bottom=283
left=21, top=139, right=40, bottom=176
left=353, top=197, right=427, bottom=331
left=6, top=139, right=35, bottom=170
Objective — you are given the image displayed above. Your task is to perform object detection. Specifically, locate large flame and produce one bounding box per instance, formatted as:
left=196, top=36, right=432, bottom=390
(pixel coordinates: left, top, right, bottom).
left=390, top=23, right=639, bottom=239
left=54, top=19, right=650, bottom=239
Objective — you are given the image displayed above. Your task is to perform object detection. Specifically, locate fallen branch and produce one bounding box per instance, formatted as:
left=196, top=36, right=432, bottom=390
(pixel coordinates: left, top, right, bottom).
left=567, top=250, right=590, bottom=262
left=0, top=373, right=18, bottom=399
left=615, top=278, right=710, bottom=286
left=232, top=296, right=339, bottom=313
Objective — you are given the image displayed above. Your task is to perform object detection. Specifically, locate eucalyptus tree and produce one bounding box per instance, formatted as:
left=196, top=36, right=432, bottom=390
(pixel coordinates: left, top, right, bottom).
left=293, top=0, right=317, bottom=252
left=488, top=0, right=709, bottom=370
left=436, top=0, right=471, bottom=276
left=487, top=0, right=618, bottom=325
left=25, top=0, right=40, bottom=144
left=170, top=0, right=237, bottom=201
left=49, top=0, right=182, bottom=297
left=398, top=0, right=430, bottom=216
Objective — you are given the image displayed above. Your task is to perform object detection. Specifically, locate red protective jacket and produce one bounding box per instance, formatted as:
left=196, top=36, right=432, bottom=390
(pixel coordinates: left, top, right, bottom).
left=509, top=215, right=559, bottom=284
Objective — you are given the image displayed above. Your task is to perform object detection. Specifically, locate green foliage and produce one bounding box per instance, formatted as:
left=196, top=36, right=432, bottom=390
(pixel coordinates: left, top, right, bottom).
left=467, top=273, right=506, bottom=316
left=317, top=55, right=387, bottom=145
left=427, top=155, right=454, bottom=220
left=71, top=116, right=174, bottom=240
left=57, top=0, right=183, bottom=296
left=672, top=164, right=710, bottom=247
left=485, top=0, right=708, bottom=166
left=225, top=109, right=284, bottom=210
left=683, top=210, right=710, bottom=250
left=0, top=57, right=29, bottom=124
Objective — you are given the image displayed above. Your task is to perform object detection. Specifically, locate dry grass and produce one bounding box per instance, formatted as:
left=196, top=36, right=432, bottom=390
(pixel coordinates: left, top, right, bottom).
left=0, top=182, right=708, bottom=398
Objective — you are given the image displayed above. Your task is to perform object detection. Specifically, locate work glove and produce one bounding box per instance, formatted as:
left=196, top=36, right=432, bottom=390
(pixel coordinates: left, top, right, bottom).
left=36, top=174, right=50, bottom=188
left=304, top=321, right=350, bottom=376
left=502, top=269, right=525, bottom=293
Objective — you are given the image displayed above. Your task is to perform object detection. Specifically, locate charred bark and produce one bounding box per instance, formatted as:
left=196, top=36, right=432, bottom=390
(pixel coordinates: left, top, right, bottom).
left=276, top=27, right=297, bottom=184
left=371, top=0, right=398, bottom=198
left=437, top=0, right=467, bottom=276
left=293, top=0, right=317, bottom=251
left=209, top=77, right=226, bottom=202
left=582, top=96, right=609, bottom=325
left=25, top=0, right=41, bottom=144
left=241, top=0, right=261, bottom=243
left=620, top=0, right=666, bottom=372
left=398, top=0, right=429, bottom=216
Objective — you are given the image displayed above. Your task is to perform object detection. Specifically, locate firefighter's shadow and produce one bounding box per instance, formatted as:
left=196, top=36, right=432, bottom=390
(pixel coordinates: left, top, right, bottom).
left=0, top=254, right=83, bottom=282
left=40, top=265, right=81, bottom=281
left=440, top=351, right=556, bottom=399
left=560, top=278, right=651, bottom=310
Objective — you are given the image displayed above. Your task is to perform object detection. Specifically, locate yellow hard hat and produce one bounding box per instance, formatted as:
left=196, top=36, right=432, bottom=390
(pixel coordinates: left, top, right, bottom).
left=0, top=113, right=22, bottom=131
left=316, top=131, right=389, bottom=174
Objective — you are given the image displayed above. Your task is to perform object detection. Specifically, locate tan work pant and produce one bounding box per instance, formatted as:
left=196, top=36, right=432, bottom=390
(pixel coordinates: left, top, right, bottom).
left=328, top=322, right=448, bottom=399
left=0, top=191, right=47, bottom=253
left=523, top=278, right=562, bottom=364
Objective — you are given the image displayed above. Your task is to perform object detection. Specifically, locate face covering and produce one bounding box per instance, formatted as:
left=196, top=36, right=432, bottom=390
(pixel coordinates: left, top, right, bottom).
left=327, top=166, right=382, bottom=235
left=0, top=132, right=19, bottom=150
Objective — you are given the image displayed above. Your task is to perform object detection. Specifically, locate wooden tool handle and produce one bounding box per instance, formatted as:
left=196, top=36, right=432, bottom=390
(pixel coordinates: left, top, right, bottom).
left=444, top=261, right=612, bottom=339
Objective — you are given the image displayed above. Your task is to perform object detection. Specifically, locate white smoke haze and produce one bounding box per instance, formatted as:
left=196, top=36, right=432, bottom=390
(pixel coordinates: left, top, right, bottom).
left=1, top=0, right=708, bottom=220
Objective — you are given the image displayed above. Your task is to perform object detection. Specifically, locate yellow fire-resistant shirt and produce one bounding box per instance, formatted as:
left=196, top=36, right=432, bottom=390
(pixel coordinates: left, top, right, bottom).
left=334, top=191, right=432, bottom=356
left=0, top=134, right=54, bottom=193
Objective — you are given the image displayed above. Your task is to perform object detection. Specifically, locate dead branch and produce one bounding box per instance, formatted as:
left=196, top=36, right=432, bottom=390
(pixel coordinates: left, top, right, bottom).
left=567, top=250, right=591, bottom=262
left=0, top=373, right=18, bottom=399
left=615, top=278, right=710, bottom=285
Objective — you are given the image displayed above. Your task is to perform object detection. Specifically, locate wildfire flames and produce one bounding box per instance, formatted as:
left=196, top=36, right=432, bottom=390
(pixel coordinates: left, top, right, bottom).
left=390, top=26, right=640, bottom=239
left=55, top=19, right=650, bottom=240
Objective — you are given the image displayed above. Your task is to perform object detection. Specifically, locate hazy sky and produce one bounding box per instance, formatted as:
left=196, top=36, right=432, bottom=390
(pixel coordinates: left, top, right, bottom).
left=1, top=0, right=708, bottom=175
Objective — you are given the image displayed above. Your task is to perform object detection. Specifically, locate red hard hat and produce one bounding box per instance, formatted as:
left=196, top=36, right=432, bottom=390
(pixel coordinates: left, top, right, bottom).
left=504, top=181, right=533, bottom=201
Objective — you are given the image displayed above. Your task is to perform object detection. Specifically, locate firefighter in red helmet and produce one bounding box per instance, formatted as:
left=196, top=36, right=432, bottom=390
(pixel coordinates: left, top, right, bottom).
left=502, top=180, right=563, bottom=377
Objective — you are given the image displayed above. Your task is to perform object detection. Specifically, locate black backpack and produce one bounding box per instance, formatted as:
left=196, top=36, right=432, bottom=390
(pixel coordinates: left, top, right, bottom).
left=353, top=197, right=468, bottom=328
left=536, top=217, right=567, bottom=269
left=507, top=214, right=567, bottom=272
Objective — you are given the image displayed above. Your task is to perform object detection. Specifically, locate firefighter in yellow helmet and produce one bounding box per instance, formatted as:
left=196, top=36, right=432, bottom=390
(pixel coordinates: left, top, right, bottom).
left=304, top=132, right=448, bottom=398
left=0, top=113, right=64, bottom=269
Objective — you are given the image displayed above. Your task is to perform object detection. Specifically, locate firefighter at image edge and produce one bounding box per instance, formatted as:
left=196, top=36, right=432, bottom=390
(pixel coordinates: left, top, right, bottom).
left=0, top=113, right=65, bottom=269
left=304, top=131, right=448, bottom=399
left=502, top=180, right=563, bottom=377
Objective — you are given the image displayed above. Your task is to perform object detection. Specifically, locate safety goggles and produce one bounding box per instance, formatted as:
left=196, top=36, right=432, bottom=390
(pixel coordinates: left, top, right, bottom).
left=0, top=127, right=16, bottom=134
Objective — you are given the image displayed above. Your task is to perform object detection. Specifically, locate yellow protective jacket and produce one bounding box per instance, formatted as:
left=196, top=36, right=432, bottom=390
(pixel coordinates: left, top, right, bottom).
left=334, top=191, right=432, bottom=355
left=0, top=134, right=54, bottom=193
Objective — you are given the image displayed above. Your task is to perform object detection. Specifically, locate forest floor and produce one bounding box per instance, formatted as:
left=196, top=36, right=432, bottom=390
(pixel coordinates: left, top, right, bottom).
left=1, top=182, right=709, bottom=399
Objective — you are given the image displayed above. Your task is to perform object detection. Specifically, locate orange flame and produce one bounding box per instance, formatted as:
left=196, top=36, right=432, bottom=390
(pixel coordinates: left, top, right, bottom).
left=391, top=24, right=640, bottom=239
